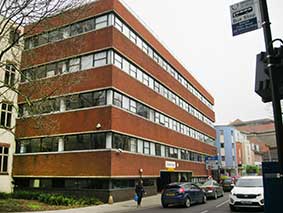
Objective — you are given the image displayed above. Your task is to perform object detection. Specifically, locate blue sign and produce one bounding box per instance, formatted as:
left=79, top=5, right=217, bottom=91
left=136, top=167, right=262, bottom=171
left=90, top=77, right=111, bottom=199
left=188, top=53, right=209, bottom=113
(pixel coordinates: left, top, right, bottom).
left=230, top=0, right=262, bottom=36
left=232, top=17, right=258, bottom=36
left=205, top=155, right=219, bottom=161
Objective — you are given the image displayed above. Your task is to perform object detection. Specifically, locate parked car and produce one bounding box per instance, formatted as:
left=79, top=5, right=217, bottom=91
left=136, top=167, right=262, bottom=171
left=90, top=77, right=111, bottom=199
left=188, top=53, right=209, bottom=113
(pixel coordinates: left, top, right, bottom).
left=200, top=179, right=224, bottom=199
left=222, top=178, right=235, bottom=192
left=161, top=182, right=206, bottom=208
left=229, top=176, right=264, bottom=211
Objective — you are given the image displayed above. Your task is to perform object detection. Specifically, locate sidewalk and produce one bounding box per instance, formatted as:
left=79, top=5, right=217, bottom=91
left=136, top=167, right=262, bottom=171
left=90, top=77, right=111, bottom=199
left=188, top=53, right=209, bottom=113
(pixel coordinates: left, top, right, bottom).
left=31, top=194, right=161, bottom=213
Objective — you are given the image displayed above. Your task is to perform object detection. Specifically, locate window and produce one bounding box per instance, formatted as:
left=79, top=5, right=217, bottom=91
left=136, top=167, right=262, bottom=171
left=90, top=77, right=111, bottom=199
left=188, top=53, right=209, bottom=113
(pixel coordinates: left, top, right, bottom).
left=65, top=94, right=80, bottom=110
left=0, top=146, right=9, bottom=173
left=114, top=16, right=123, bottom=32
left=155, top=144, right=161, bottom=156
left=95, top=15, right=108, bottom=29
left=4, top=64, right=16, bottom=86
left=81, top=18, right=95, bottom=32
left=38, top=33, right=48, bottom=46
left=94, top=52, right=107, bottom=67
left=46, top=63, right=56, bottom=77
left=129, top=100, right=136, bottom=113
left=91, top=133, right=106, bottom=149
left=41, top=137, right=58, bottom=152
left=129, top=64, right=137, bottom=78
left=130, top=138, right=137, bottom=152
left=81, top=54, right=93, bottom=70
left=48, top=30, right=59, bottom=42
left=129, top=31, right=137, bottom=43
left=122, top=96, right=130, bottom=110
left=0, top=103, right=12, bottom=128
left=112, top=133, right=130, bottom=151
left=69, top=58, right=80, bottom=72
left=70, top=22, right=83, bottom=36
left=114, top=53, right=122, bottom=69
left=136, top=103, right=149, bottom=119
left=113, top=92, right=122, bottom=107
left=143, top=141, right=150, bottom=155
left=80, top=92, right=93, bottom=108
left=93, top=91, right=106, bottom=105
left=57, top=60, right=68, bottom=73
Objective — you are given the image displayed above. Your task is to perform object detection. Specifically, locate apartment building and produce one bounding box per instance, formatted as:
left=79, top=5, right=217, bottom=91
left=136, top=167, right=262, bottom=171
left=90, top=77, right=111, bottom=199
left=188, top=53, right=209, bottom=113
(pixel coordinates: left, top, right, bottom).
left=0, top=16, right=22, bottom=193
left=13, top=0, right=216, bottom=201
left=215, top=126, right=238, bottom=176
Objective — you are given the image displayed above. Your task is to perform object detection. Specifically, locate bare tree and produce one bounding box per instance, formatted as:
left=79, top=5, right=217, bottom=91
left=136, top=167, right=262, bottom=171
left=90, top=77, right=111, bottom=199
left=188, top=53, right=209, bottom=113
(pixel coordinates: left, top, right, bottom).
left=0, top=0, right=92, bottom=133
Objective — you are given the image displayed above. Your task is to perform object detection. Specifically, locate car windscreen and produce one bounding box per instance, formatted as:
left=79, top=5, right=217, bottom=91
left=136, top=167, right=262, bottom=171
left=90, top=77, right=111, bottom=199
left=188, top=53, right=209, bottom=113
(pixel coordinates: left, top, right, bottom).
left=236, top=178, right=263, bottom=187
left=223, top=179, right=232, bottom=183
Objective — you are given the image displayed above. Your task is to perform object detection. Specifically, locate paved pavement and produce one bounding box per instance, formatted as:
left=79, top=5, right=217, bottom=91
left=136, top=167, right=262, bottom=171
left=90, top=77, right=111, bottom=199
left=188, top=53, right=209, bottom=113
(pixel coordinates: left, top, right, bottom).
left=30, top=194, right=161, bottom=213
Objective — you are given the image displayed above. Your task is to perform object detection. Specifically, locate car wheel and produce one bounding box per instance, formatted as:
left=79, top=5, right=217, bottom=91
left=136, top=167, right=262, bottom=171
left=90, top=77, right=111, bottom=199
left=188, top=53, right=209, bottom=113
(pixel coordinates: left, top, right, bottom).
left=162, top=202, right=168, bottom=208
left=202, top=195, right=207, bottom=204
left=214, top=191, right=218, bottom=199
left=184, top=197, right=191, bottom=208
left=230, top=204, right=236, bottom=212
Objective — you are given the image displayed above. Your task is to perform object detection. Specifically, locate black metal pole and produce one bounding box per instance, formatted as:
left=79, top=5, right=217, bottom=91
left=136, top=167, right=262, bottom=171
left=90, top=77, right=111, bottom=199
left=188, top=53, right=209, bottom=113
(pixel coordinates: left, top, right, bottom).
left=259, top=0, right=283, bottom=174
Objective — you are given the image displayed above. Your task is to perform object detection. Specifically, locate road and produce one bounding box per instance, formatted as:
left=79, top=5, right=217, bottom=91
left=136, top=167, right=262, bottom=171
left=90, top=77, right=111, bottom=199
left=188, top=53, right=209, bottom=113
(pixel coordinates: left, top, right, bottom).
left=126, top=193, right=264, bottom=213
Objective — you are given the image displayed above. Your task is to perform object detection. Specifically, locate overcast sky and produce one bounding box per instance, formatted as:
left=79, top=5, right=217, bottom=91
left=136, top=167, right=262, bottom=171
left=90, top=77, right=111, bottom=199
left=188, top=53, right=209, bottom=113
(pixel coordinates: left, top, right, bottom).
left=122, top=0, right=283, bottom=125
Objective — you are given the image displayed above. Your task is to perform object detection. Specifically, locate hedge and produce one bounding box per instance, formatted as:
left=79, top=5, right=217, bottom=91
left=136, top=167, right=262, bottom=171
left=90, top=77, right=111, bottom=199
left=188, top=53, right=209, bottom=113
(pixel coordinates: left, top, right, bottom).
left=0, top=191, right=102, bottom=206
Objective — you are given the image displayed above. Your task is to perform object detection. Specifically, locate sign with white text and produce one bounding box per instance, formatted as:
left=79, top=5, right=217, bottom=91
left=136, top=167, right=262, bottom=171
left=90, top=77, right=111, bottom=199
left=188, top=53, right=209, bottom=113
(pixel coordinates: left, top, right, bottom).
left=230, top=0, right=262, bottom=36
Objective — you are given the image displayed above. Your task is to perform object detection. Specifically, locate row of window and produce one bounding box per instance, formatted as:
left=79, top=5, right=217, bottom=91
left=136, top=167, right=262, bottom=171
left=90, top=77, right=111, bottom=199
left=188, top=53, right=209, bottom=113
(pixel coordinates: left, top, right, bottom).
left=24, top=13, right=112, bottom=50
left=20, top=49, right=213, bottom=128
left=0, top=146, right=9, bottom=173
left=19, top=90, right=106, bottom=117
left=15, top=178, right=155, bottom=189
left=112, top=91, right=214, bottom=145
left=16, top=132, right=209, bottom=163
left=113, top=52, right=213, bottom=128
left=23, top=11, right=213, bottom=111
left=113, top=15, right=213, bottom=110
left=112, top=133, right=206, bottom=162
left=16, top=133, right=106, bottom=153
left=20, top=51, right=109, bottom=82
left=18, top=88, right=214, bottom=145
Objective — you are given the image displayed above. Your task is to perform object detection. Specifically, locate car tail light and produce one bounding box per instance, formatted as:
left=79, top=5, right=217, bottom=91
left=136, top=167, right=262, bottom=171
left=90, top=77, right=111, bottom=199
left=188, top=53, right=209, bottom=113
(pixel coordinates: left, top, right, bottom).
left=206, top=186, right=213, bottom=190
left=179, top=187, right=185, bottom=193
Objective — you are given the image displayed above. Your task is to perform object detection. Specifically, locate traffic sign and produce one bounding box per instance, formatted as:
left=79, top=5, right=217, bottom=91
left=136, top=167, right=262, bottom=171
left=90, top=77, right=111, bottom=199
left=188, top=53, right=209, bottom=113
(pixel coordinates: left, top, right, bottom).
left=230, top=0, right=262, bottom=36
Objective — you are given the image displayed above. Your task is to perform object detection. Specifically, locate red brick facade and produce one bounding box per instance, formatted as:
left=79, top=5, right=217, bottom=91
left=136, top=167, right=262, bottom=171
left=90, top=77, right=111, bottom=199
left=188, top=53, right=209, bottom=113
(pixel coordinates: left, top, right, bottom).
left=14, top=0, right=216, bottom=198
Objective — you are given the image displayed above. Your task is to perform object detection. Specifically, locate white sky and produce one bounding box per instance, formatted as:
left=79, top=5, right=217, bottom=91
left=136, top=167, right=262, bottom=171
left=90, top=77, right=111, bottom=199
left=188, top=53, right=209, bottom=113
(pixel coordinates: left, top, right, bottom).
left=122, top=0, right=283, bottom=125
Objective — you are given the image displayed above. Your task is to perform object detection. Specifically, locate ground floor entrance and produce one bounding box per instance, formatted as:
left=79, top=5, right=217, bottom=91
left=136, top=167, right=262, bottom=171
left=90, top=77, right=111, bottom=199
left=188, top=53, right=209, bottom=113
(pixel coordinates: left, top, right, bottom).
left=157, top=171, right=193, bottom=192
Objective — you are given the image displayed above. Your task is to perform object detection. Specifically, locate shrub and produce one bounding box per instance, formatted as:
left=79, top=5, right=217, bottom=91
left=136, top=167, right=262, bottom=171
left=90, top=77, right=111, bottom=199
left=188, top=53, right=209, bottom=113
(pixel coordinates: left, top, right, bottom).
left=0, top=192, right=11, bottom=199
left=3, top=191, right=102, bottom=206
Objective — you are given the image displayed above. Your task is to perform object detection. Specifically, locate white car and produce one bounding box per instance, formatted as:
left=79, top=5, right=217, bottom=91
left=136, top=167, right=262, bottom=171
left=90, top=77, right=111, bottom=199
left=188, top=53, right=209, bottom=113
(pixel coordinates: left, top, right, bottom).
left=229, top=176, right=264, bottom=211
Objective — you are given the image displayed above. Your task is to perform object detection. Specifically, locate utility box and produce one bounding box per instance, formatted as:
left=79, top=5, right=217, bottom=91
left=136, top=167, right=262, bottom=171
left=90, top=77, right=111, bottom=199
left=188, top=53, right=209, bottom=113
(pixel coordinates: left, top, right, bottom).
left=262, top=162, right=283, bottom=212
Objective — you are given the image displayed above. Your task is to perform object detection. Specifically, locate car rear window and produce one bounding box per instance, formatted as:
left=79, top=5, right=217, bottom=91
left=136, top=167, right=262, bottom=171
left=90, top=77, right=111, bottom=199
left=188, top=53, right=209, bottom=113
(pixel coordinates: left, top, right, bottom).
left=223, top=179, right=232, bottom=183
left=166, top=184, right=181, bottom=189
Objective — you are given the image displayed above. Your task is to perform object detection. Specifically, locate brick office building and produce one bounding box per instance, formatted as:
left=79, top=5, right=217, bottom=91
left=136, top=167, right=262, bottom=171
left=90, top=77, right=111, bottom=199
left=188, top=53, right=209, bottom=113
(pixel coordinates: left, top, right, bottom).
left=13, top=0, right=216, bottom=201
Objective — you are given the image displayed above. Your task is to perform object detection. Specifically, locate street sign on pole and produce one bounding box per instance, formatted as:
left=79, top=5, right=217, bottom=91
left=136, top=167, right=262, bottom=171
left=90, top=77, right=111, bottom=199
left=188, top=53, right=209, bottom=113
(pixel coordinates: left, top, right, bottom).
left=205, top=156, right=219, bottom=170
left=230, top=0, right=262, bottom=36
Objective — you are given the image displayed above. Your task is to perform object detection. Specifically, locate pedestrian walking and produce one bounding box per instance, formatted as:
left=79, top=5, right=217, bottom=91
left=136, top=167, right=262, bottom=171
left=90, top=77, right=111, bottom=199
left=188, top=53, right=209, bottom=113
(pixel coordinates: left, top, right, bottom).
left=135, top=179, right=145, bottom=207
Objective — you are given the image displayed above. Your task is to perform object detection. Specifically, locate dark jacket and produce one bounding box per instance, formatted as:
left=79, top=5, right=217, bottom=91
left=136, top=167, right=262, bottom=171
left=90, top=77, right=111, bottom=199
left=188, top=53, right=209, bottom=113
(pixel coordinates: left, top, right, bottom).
left=135, top=184, right=145, bottom=197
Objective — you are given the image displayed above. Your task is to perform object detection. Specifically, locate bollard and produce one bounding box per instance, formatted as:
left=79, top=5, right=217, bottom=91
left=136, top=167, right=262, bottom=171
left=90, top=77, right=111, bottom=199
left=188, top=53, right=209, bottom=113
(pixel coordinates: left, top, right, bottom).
left=108, top=194, right=114, bottom=204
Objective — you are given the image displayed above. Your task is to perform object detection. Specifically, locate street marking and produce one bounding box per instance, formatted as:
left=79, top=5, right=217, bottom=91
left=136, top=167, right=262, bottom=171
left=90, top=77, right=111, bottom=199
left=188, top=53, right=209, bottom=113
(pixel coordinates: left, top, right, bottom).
left=200, top=210, right=208, bottom=213
left=216, top=199, right=229, bottom=208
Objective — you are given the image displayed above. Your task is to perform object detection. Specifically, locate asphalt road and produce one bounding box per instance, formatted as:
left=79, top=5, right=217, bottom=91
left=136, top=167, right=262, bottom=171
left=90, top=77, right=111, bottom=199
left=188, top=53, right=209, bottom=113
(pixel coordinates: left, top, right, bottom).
left=126, top=193, right=264, bottom=213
